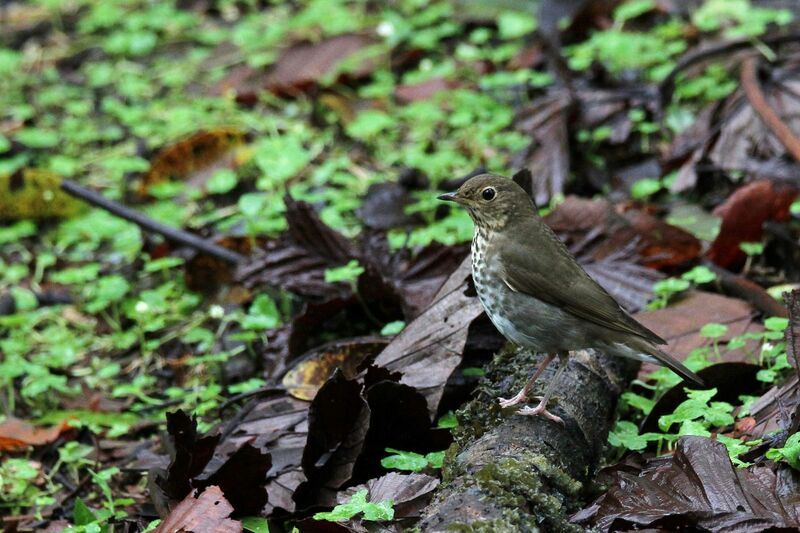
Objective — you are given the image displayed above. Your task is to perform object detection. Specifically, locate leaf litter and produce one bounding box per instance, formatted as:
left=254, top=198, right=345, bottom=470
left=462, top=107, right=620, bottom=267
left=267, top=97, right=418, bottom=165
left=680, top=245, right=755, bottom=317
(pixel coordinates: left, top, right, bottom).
left=4, top=0, right=800, bottom=531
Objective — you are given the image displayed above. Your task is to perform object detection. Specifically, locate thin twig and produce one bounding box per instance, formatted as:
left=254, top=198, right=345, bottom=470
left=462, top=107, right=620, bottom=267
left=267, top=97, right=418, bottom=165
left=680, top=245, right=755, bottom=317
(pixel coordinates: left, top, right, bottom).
left=740, top=57, right=800, bottom=163
left=704, top=261, right=789, bottom=318
left=60, top=179, right=246, bottom=265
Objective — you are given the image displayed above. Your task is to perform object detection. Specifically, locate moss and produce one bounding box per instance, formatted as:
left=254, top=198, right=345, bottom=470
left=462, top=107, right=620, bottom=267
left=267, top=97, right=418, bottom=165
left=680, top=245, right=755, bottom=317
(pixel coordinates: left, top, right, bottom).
left=452, top=345, right=536, bottom=446
left=473, top=457, right=583, bottom=533
left=444, top=516, right=535, bottom=532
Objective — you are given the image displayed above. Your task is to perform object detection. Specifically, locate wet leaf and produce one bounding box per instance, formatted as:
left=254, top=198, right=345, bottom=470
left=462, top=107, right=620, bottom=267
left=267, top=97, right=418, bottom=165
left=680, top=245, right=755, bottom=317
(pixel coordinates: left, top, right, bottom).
left=573, top=436, right=800, bottom=530
left=296, top=370, right=371, bottom=507
left=372, top=258, right=483, bottom=416
left=154, top=485, right=242, bottom=533
left=708, top=180, right=798, bottom=269
left=236, top=195, right=358, bottom=300
left=282, top=339, right=388, bottom=401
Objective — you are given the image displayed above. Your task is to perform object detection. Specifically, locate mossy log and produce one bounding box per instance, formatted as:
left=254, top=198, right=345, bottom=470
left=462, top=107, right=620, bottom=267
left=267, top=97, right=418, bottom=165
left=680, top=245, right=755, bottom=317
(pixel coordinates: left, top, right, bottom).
left=417, top=346, right=638, bottom=532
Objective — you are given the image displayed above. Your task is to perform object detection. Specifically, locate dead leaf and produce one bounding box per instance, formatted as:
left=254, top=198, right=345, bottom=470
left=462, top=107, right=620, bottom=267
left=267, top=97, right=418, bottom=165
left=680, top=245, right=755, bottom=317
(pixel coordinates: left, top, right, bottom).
left=151, top=410, right=271, bottom=517
left=132, top=128, right=246, bottom=200
left=515, top=93, right=572, bottom=206
left=708, top=180, right=798, bottom=268
left=236, top=195, right=358, bottom=300
left=0, top=418, right=72, bottom=451
left=217, top=34, right=377, bottom=101
left=339, top=472, right=439, bottom=519
left=0, top=169, right=84, bottom=220
left=213, top=393, right=310, bottom=515
left=282, top=338, right=388, bottom=401
left=572, top=436, right=800, bottom=531
left=372, top=258, right=483, bottom=417
left=355, top=182, right=418, bottom=230
left=295, top=370, right=371, bottom=508
left=395, top=78, right=457, bottom=103
left=154, top=485, right=242, bottom=533
left=635, top=291, right=761, bottom=370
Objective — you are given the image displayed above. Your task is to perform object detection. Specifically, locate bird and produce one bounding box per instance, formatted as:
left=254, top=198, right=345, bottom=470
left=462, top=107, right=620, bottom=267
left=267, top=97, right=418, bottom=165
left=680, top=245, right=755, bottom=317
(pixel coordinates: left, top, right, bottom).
left=438, top=173, right=703, bottom=423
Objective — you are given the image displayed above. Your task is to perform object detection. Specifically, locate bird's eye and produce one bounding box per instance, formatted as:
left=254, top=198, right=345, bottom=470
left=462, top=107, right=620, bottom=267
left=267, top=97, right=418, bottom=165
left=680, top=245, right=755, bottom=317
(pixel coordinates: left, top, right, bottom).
left=481, top=187, right=496, bottom=201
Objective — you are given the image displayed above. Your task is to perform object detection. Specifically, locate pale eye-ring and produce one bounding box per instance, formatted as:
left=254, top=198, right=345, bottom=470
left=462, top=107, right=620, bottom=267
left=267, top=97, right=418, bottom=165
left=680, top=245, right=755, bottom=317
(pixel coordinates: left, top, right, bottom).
left=481, top=187, right=496, bottom=201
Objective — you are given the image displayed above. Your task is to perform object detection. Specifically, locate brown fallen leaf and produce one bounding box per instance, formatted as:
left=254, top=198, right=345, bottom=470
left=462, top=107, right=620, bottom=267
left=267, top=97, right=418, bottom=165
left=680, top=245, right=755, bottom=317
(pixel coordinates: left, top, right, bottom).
left=236, top=195, right=357, bottom=300
left=131, top=127, right=247, bottom=200
left=514, top=93, right=572, bottom=206
left=572, top=436, right=800, bottom=531
left=395, top=78, right=457, bottom=103
left=154, top=485, right=241, bottom=533
left=216, top=34, right=377, bottom=102
left=282, top=338, right=388, bottom=401
left=634, top=291, right=761, bottom=372
left=0, top=418, right=73, bottom=452
left=372, top=258, right=483, bottom=416
left=708, top=180, right=798, bottom=269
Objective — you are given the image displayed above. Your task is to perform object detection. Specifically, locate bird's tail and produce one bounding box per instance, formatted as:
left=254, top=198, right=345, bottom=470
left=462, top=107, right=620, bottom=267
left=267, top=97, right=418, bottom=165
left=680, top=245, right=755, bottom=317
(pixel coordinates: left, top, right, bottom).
left=609, top=340, right=705, bottom=387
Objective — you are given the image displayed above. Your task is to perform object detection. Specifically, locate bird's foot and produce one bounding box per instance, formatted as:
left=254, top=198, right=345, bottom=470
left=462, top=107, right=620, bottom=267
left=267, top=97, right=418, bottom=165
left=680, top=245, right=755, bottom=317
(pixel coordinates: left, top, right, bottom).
left=498, top=389, right=529, bottom=408
left=517, top=403, right=564, bottom=425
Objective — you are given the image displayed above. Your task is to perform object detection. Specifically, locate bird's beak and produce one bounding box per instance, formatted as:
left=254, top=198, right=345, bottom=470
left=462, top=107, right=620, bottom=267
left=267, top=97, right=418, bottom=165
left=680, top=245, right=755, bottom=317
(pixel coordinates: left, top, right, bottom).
left=437, top=191, right=459, bottom=203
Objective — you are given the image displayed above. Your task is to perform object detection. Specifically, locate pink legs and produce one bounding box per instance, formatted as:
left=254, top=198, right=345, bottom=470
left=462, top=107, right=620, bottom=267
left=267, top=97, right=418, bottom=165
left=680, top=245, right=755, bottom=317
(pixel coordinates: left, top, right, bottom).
left=498, top=351, right=569, bottom=424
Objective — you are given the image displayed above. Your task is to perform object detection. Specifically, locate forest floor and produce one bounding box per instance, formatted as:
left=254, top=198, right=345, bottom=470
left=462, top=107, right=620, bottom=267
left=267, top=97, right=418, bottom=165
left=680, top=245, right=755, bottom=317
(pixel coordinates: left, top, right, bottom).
left=2, top=0, right=800, bottom=531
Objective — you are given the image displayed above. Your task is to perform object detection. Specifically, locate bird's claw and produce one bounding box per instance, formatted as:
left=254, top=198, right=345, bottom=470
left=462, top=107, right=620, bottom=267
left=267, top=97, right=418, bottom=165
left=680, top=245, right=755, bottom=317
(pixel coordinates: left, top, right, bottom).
left=517, top=404, right=564, bottom=425
left=498, top=390, right=527, bottom=408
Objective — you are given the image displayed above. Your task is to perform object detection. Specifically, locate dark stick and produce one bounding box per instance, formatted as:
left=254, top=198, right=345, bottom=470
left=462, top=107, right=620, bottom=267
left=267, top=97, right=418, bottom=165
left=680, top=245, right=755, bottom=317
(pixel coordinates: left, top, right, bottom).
left=60, top=179, right=246, bottom=265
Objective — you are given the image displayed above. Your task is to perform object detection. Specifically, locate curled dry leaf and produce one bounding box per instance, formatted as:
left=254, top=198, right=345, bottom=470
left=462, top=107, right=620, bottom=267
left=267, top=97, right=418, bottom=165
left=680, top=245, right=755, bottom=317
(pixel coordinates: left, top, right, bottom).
left=131, top=127, right=246, bottom=200
left=282, top=338, right=388, bottom=401
left=0, top=417, right=73, bottom=451
left=296, top=370, right=371, bottom=508
left=708, top=180, right=798, bottom=269
left=338, top=472, right=439, bottom=520
left=154, top=485, right=242, bottom=533
left=151, top=410, right=271, bottom=517
left=572, top=436, right=800, bottom=531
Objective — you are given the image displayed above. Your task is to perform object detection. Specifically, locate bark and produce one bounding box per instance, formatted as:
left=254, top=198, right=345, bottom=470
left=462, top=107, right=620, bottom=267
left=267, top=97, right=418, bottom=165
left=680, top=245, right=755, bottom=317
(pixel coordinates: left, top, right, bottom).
left=417, top=345, right=638, bottom=532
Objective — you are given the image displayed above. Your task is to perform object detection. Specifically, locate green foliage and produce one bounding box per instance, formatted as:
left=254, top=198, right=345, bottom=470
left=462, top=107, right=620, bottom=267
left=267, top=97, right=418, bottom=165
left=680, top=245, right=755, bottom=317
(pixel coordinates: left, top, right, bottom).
left=739, top=241, right=764, bottom=256
left=324, top=260, right=365, bottom=284
left=313, top=489, right=394, bottom=522
left=681, top=265, right=717, bottom=284
left=437, top=411, right=458, bottom=429
left=766, top=433, right=800, bottom=470
left=648, top=278, right=690, bottom=309
left=241, top=516, right=270, bottom=533
left=380, top=320, right=405, bottom=336
left=692, top=0, right=792, bottom=38
left=630, top=178, right=663, bottom=199
left=381, top=448, right=445, bottom=471
left=658, top=388, right=734, bottom=432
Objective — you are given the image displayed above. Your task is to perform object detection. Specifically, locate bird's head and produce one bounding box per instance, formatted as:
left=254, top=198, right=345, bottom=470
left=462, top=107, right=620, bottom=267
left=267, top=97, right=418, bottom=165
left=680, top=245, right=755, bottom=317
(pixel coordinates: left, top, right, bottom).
left=438, top=173, right=534, bottom=230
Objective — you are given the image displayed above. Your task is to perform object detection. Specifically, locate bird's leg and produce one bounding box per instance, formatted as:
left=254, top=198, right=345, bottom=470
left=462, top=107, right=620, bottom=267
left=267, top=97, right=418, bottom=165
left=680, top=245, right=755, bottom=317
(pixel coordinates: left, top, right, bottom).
left=518, top=352, right=569, bottom=424
left=498, top=352, right=557, bottom=408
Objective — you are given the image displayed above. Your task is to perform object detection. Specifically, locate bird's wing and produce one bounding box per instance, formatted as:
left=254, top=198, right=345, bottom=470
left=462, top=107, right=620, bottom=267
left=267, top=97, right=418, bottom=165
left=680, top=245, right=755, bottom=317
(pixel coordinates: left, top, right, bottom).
left=498, top=219, right=666, bottom=346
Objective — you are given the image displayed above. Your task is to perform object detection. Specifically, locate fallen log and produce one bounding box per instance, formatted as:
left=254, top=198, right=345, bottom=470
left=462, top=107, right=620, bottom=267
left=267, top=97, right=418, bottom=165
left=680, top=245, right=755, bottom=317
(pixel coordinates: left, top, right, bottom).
left=417, top=346, right=638, bottom=532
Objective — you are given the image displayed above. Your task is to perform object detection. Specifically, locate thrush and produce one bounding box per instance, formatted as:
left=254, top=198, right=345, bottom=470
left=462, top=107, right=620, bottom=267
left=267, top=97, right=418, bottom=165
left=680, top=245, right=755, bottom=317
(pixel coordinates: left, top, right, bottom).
left=438, top=174, right=703, bottom=423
